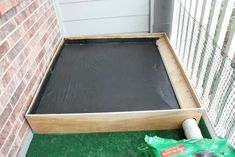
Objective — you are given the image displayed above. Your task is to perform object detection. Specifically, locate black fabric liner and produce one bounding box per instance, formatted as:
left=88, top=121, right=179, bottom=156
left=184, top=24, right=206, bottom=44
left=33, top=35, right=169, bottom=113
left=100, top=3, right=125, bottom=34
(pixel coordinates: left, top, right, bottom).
left=31, top=38, right=180, bottom=114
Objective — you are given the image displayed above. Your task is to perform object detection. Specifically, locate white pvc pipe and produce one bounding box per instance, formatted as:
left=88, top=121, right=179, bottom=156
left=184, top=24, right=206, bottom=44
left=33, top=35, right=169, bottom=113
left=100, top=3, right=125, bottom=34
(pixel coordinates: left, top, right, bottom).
left=182, top=118, right=203, bottom=139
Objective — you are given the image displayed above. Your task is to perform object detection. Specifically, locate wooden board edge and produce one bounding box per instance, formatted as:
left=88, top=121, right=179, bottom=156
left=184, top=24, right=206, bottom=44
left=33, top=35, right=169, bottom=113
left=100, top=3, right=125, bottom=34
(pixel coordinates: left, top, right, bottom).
left=25, top=38, right=64, bottom=117
left=161, top=33, right=202, bottom=108
left=26, top=108, right=203, bottom=117
left=64, top=33, right=164, bottom=40
left=24, top=33, right=204, bottom=134
left=26, top=108, right=202, bottom=133
left=157, top=38, right=197, bottom=109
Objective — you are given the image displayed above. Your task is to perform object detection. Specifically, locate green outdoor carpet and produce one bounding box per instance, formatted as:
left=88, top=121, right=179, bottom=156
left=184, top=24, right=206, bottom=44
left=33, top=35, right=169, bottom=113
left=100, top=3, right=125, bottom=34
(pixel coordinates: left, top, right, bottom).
left=26, top=129, right=185, bottom=157
left=26, top=120, right=210, bottom=157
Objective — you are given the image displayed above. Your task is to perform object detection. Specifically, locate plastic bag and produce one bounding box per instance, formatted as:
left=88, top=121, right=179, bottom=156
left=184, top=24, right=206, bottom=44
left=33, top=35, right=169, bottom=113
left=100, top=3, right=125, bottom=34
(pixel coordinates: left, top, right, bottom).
left=138, top=136, right=235, bottom=157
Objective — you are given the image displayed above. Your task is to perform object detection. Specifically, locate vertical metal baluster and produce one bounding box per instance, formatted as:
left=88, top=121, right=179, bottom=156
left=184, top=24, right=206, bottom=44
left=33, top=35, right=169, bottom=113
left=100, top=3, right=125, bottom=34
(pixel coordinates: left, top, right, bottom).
left=176, top=0, right=182, bottom=50
left=179, top=0, right=187, bottom=57
left=190, top=0, right=207, bottom=78
left=182, top=0, right=192, bottom=63
left=186, top=0, right=199, bottom=70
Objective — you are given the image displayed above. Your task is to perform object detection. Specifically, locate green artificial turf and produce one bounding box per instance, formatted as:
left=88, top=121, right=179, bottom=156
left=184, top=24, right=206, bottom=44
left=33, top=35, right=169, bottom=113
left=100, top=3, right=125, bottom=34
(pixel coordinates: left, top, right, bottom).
left=26, top=119, right=210, bottom=157
left=26, top=129, right=185, bottom=157
left=198, top=118, right=211, bottom=138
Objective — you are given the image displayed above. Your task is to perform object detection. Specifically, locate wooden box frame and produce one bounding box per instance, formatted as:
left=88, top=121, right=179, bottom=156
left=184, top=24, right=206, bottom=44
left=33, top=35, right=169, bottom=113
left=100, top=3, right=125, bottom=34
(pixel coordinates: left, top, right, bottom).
left=26, top=33, right=203, bottom=133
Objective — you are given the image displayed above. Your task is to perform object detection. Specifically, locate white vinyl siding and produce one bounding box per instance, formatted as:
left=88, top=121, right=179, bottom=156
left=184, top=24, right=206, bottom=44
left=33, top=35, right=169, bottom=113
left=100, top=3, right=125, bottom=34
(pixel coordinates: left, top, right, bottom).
left=54, top=0, right=150, bottom=37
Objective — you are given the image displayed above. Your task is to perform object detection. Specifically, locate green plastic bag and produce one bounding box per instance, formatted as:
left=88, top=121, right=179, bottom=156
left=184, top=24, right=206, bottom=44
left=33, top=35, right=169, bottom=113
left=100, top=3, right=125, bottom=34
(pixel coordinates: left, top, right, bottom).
left=138, top=136, right=235, bottom=157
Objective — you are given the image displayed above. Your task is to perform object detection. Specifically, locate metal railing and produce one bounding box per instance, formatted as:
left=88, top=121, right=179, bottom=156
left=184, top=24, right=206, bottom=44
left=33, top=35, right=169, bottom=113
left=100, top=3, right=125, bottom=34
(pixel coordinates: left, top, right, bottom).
left=171, top=0, right=235, bottom=147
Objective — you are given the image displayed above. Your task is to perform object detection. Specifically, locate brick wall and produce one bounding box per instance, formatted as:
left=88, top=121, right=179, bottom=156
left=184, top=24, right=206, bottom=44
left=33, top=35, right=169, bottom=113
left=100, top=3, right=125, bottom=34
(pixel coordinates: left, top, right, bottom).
left=0, top=0, right=62, bottom=156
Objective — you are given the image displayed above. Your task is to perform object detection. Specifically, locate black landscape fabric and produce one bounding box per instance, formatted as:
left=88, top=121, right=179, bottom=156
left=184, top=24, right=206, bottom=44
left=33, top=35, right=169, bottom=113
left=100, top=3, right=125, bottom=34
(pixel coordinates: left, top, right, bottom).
left=32, top=38, right=180, bottom=114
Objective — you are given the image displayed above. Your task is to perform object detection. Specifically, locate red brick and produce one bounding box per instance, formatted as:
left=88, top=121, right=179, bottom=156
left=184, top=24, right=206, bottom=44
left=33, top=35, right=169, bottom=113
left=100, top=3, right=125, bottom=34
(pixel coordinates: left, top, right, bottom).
left=23, top=14, right=36, bottom=32
left=19, top=105, right=27, bottom=122
left=22, top=1, right=38, bottom=31
left=34, top=12, right=46, bottom=31
left=18, top=1, right=37, bottom=22
left=19, top=97, right=29, bottom=122
left=9, top=0, right=18, bottom=7
left=29, top=0, right=37, bottom=11
left=0, top=0, right=61, bottom=155
left=17, top=52, right=27, bottom=67
left=10, top=80, right=26, bottom=107
left=38, top=56, right=44, bottom=70
left=12, top=48, right=28, bottom=72
left=1, top=65, right=17, bottom=88
left=0, top=121, right=12, bottom=149
left=18, top=120, right=28, bottom=139
left=7, top=39, right=25, bottom=61
left=35, top=48, right=45, bottom=63
left=7, top=136, right=21, bottom=157
left=22, top=95, right=32, bottom=112
left=0, top=81, right=16, bottom=106
left=40, top=33, right=48, bottom=46
left=7, top=26, right=24, bottom=45
left=0, top=0, right=12, bottom=16
left=14, top=0, right=34, bottom=25
left=0, top=58, right=10, bottom=76
left=0, top=41, right=10, bottom=59
left=14, top=13, right=24, bottom=25
left=0, top=0, right=32, bottom=26
left=1, top=73, right=11, bottom=89
left=16, top=58, right=29, bottom=81
left=24, top=62, right=36, bottom=83
left=9, top=94, right=26, bottom=124
left=22, top=27, right=33, bottom=43
left=1, top=120, right=21, bottom=156
left=0, top=19, right=16, bottom=41
left=24, top=75, right=36, bottom=96
left=27, top=11, right=53, bottom=50
left=52, top=31, right=60, bottom=49
left=23, top=45, right=31, bottom=57
left=0, top=105, right=12, bottom=132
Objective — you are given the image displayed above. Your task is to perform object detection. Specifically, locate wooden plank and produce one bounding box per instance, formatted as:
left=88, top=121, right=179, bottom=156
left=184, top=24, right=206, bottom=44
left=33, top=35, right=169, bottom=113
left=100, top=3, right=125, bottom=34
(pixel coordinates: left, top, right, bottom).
left=159, top=34, right=202, bottom=109
left=26, top=109, right=202, bottom=133
left=65, top=33, right=164, bottom=40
